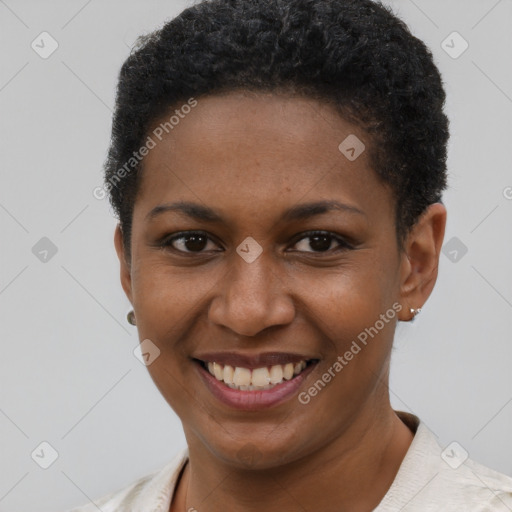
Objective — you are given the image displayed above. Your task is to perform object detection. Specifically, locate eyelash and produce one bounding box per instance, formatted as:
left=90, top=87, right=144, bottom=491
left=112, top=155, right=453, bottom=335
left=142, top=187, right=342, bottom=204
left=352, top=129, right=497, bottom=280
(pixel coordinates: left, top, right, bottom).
left=158, top=230, right=354, bottom=255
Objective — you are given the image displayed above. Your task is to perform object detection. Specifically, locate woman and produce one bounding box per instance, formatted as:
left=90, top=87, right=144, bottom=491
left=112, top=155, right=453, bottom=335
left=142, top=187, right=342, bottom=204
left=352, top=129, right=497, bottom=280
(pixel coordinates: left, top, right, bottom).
left=69, top=0, right=512, bottom=510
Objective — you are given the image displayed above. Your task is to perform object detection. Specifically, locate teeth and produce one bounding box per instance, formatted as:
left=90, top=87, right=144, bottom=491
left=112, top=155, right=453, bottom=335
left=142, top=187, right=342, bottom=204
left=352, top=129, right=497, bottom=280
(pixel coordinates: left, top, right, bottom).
left=269, top=365, right=283, bottom=384
left=252, top=367, right=270, bottom=387
left=283, top=363, right=294, bottom=380
left=213, top=362, right=224, bottom=381
left=204, top=359, right=309, bottom=390
left=223, top=365, right=234, bottom=385
left=233, top=367, right=251, bottom=387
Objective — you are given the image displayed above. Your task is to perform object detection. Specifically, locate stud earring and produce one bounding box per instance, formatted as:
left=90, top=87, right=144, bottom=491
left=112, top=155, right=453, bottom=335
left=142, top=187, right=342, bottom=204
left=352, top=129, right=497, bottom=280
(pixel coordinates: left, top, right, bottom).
left=127, top=310, right=136, bottom=326
left=409, top=308, right=422, bottom=322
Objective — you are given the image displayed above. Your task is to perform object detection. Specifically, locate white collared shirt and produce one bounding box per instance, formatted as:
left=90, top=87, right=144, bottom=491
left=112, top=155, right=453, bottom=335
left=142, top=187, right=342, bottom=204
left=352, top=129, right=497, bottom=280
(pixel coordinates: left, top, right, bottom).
left=66, top=411, right=512, bottom=511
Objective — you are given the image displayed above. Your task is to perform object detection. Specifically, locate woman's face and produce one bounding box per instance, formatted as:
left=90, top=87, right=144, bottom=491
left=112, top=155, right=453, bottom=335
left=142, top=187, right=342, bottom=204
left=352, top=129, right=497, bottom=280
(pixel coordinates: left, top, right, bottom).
left=116, top=91, right=422, bottom=467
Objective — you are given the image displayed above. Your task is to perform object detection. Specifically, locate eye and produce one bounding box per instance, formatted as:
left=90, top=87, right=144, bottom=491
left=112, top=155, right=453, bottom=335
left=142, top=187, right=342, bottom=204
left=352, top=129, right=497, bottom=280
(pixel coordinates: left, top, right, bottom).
left=160, top=231, right=222, bottom=253
left=159, top=230, right=352, bottom=255
left=290, top=231, right=352, bottom=253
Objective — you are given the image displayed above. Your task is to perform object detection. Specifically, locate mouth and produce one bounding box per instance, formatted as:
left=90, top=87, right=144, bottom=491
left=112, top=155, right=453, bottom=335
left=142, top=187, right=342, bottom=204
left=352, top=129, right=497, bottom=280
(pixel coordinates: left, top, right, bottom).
left=198, top=359, right=314, bottom=390
left=192, top=353, right=319, bottom=410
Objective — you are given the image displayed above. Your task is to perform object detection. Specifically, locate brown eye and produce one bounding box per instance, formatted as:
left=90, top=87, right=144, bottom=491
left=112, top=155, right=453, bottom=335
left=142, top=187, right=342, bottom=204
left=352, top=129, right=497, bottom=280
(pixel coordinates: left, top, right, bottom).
left=291, top=231, right=351, bottom=253
left=162, top=232, right=221, bottom=253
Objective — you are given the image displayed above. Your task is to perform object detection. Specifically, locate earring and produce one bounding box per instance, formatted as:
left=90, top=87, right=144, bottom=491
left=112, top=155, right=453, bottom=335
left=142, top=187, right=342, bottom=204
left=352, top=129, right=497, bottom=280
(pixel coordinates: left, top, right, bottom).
left=127, top=310, right=136, bottom=326
left=409, top=308, right=422, bottom=322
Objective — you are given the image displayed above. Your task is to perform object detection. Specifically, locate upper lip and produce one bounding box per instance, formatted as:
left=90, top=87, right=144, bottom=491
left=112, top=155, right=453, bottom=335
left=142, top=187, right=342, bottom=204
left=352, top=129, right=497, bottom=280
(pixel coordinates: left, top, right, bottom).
left=193, top=351, right=318, bottom=369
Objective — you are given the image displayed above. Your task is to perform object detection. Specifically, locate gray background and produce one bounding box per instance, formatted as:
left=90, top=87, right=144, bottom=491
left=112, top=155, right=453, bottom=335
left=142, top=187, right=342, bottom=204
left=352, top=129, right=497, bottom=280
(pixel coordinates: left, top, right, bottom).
left=0, top=0, right=511, bottom=510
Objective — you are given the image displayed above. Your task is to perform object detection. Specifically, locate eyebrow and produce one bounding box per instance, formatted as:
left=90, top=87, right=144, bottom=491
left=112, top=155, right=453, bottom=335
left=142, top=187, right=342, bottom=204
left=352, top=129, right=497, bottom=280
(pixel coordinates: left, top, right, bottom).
left=145, top=199, right=366, bottom=223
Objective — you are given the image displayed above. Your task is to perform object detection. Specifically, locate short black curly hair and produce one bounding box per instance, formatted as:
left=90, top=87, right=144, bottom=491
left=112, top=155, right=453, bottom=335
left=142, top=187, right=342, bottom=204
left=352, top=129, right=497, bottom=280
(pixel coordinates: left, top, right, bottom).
left=104, top=0, right=449, bottom=259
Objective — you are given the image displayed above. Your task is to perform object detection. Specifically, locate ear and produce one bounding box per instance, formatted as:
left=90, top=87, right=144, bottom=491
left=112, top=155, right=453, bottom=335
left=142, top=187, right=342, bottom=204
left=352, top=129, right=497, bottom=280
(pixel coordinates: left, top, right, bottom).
left=114, top=223, right=133, bottom=305
left=397, top=203, right=447, bottom=321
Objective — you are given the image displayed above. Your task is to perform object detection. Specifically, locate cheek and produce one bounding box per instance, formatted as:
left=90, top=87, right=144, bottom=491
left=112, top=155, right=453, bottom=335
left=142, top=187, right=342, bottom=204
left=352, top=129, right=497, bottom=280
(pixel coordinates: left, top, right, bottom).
left=301, top=254, right=399, bottom=329
left=131, top=259, right=222, bottom=336
left=298, top=254, right=399, bottom=382
left=144, top=359, right=203, bottom=428
left=129, top=263, right=215, bottom=400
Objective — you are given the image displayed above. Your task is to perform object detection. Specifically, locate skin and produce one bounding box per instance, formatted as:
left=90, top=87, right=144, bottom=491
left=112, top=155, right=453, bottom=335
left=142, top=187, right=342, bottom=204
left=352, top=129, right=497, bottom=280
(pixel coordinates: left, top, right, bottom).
left=114, top=91, right=447, bottom=511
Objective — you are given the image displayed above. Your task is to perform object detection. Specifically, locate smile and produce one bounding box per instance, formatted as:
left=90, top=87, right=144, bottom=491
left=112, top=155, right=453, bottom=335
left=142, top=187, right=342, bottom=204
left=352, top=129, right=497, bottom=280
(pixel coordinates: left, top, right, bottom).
left=193, top=354, right=319, bottom=410
left=202, top=359, right=310, bottom=391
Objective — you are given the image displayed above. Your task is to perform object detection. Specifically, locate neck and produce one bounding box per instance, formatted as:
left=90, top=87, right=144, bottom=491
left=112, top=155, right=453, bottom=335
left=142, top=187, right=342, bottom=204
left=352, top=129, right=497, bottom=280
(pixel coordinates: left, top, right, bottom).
left=173, top=404, right=414, bottom=512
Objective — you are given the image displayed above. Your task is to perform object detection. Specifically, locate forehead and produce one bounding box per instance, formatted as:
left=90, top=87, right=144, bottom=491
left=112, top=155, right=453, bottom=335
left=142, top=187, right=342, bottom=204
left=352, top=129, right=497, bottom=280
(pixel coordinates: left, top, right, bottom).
left=134, top=92, right=393, bottom=222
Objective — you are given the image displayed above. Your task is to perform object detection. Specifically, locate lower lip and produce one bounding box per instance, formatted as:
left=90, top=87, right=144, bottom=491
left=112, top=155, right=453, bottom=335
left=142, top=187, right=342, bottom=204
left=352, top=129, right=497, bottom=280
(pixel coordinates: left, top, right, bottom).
left=195, top=361, right=317, bottom=411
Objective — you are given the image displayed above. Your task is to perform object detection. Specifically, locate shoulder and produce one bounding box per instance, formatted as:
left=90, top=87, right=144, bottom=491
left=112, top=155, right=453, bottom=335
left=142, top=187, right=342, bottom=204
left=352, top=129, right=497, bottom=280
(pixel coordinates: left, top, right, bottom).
left=63, top=449, right=188, bottom=512
left=432, top=455, right=512, bottom=508
left=377, top=413, right=512, bottom=511
left=412, top=454, right=512, bottom=511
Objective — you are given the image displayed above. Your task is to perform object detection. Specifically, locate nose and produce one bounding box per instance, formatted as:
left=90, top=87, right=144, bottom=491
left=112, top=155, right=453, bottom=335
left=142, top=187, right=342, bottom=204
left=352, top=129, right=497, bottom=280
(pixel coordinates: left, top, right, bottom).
left=208, top=253, right=295, bottom=337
